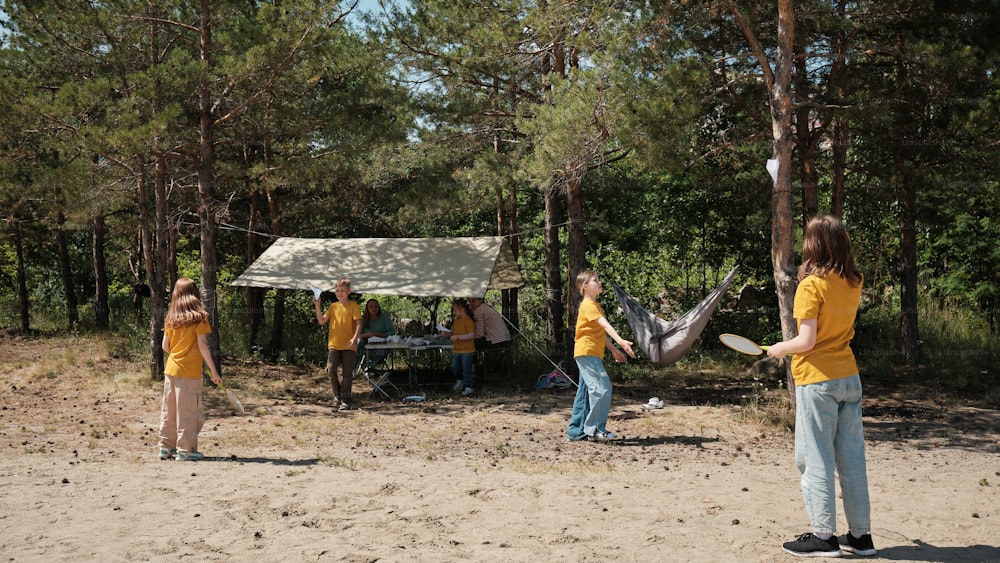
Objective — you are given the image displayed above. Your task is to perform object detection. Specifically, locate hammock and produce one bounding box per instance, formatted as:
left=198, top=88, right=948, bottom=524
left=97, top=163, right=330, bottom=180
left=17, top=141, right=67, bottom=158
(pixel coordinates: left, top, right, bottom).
left=611, top=267, right=738, bottom=367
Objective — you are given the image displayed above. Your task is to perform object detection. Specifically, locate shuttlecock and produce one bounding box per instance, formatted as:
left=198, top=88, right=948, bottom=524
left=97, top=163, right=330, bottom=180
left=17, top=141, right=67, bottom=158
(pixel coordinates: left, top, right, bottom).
left=766, top=158, right=779, bottom=183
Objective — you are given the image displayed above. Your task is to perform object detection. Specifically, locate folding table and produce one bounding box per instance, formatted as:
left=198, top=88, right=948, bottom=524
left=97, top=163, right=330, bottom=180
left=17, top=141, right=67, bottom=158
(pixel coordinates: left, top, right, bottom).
left=358, top=342, right=410, bottom=397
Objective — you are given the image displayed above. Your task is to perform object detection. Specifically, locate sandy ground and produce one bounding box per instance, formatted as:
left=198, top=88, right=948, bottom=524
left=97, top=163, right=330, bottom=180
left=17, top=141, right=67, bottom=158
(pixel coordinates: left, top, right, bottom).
left=1, top=334, right=998, bottom=562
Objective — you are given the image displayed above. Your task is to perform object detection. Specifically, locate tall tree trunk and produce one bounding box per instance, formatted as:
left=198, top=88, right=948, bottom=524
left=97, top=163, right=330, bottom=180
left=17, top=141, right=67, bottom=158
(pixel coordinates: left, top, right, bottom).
left=771, top=0, right=799, bottom=395
left=831, top=117, right=848, bottom=216
left=93, top=213, right=109, bottom=330
left=506, top=182, right=519, bottom=332
left=138, top=159, right=165, bottom=379
left=543, top=184, right=564, bottom=354
left=56, top=211, right=79, bottom=328
left=727, top=0, right=797, bottom=396
left=795, top=56, right=818, bottom=226
left=12, top=221, right=30, bottom=331
left=263, top=137, right=287, bottom=359
left=197, top=0, right=222, bottom=374
left=830, top=1, right=850, bottom=217
left=899, top=177, right=919, bottom=362
left=265, top=187, right=286, bottom=358
left=565, top=168, right=587, bottom=332
left=143, top=2, right=168, bottom=379
left=245, top=182, right=266, bottom=350
left=893, top=25, right=920, bottom=362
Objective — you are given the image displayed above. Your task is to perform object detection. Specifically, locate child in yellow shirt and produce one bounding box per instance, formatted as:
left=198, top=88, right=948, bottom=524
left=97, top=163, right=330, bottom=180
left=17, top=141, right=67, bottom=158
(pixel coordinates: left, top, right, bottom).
left=443, top=298, right=477, bottom=396
left=159, top=278, right=222, bottom=462
left=566, top=270, right=634, bottom=441
left=314, top=277, right=362, bottom=411
left=768, top=215, right=875, bottom=558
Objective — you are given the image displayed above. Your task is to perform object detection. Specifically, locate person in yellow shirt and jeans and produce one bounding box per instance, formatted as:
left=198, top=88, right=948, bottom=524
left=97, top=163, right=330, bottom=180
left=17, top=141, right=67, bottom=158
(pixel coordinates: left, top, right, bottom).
left=566, top=270, right=635, bottom=442
left=442, top=298, right=477, bottom=396
left=767, top=215, right=876, bottom=558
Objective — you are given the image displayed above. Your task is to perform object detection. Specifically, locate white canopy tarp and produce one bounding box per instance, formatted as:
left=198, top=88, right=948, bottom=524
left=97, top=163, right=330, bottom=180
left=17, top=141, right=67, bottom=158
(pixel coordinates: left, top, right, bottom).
left=231, top=236, right=525, bottom=297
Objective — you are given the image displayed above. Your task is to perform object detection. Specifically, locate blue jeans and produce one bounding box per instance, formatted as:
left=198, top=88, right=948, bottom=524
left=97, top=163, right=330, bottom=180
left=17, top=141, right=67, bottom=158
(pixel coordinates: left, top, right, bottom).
left=566, top=356, right=612, bottom=438
left=567, top=379, right=609, bottom=440
left=795, top=374, right=871, bottom=535
left=567, top=378, right=589, bottom=440
left=451, top=352, right=475, bottom=389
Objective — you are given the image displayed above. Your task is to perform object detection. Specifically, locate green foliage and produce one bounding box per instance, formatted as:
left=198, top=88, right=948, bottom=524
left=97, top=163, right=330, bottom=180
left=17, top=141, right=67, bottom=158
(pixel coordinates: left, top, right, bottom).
left=1, top=0, right=998, bottom=395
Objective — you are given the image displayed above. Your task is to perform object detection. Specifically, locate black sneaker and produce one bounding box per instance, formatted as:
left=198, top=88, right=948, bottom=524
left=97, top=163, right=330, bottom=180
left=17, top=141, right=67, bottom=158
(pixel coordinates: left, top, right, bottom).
left=838, top=533, right=877, bottom=556
left=782, top=533, right=843, bottom=558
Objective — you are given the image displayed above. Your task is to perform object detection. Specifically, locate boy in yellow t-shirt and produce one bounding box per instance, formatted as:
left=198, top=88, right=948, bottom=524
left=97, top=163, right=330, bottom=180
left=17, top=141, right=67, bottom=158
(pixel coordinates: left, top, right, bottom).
left=314, top=277, right=362, bottom=411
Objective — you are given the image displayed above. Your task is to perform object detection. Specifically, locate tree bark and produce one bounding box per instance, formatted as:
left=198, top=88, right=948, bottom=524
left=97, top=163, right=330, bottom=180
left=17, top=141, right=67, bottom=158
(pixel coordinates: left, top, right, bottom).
left=143, top=2, right=169, bottom=380
left=830, top=1, right=850, bottom=217
left=543, top=184, right=564, bottom=354
left=197, top=0, right=222, bottom=374
left=263, top=136, right=287, bottom=359
left=565, top=168, right=587, bottom=333
left=55, top=211, right=79, bottom=329
left=137, top=159, right=165, bottom=379
left=795, top=56, right=818, bottom=227
left=12, top=221, right=30, bottom=332
left=893, top=24, right=920, bottom=362
left=245, top=182, right=266, bottom=350
left=899, top=178, right=919, bottom=362
left=771, top=0, right=799, bottom=394
left=505, top=183, right=520, bottom=332
left=831, top=117, right=847, bottom=216
left=93, top=213, right=109, bottom=330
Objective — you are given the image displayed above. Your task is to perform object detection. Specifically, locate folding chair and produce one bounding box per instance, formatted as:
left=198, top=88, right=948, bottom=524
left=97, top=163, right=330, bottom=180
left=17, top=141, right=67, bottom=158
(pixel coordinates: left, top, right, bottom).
left=357, top=346, right=400, bottom=398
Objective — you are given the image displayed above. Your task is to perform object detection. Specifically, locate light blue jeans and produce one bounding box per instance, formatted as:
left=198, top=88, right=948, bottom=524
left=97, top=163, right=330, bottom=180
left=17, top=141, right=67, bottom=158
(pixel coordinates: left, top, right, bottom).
left=795, top=374, right=871, bottom=535
left=451, top=352, right=475, bottom=389
left=568, top=356, right=612, bottom=438
left=567, top=379, right=592, bottom=440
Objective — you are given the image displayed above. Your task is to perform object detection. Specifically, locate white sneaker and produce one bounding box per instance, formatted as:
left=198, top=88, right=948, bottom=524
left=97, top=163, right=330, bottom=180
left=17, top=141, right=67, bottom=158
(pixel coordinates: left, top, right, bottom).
left=175, top=451, right=205, bottom=461
left=592, top=431, right=620, bottom=442
left=461, top=387, right=474, bottom=396
left=452, top=380, right=464, bottom=392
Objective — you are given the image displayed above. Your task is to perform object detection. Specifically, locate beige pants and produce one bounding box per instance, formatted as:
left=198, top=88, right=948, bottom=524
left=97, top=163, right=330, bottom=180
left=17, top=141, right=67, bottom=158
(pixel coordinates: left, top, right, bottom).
left=158, top=375, right=206, bottom=454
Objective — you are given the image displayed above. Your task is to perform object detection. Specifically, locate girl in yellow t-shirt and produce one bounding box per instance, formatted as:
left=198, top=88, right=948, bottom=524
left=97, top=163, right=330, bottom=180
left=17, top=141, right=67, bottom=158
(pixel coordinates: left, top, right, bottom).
left=443, top=298, right=477, bottom=395
left=159, top=278, right=222, bottom=462
left=566, top=270, right=635, bottom=442
left=768, top=215, right=876, bottom=557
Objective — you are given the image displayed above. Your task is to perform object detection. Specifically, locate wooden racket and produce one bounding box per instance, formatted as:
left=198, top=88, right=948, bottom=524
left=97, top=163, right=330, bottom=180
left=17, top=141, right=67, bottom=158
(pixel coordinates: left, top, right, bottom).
left=719, top=333, right=771, bottom=356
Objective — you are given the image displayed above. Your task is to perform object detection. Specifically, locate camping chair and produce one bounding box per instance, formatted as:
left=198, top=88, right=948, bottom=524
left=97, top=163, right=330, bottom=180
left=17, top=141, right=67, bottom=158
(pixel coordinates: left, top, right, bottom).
left=357, top=346, right=400, bottom=398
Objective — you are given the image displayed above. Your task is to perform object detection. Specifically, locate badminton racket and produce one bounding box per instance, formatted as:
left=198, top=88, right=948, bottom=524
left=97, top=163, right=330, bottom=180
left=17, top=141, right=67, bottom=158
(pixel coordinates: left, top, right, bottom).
left=216, top=381, right=246, bottom=414
left=719, top=333, right=771, bottom=356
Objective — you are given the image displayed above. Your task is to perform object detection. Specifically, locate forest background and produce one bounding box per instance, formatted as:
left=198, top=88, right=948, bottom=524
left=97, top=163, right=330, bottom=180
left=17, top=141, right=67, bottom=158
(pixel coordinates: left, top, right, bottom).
left=1, top=0, right=998, bottom=403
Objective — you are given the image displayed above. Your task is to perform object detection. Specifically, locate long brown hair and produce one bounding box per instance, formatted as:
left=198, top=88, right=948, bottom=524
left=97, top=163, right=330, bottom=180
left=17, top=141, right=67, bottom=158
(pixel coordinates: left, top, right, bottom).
left=799, top=215, right=863, bottom=287
left=164, top=277, right=209, bottom=329
left=453, top=298, right=474, bottom=319
left=363, top=299, right=382, bottom=325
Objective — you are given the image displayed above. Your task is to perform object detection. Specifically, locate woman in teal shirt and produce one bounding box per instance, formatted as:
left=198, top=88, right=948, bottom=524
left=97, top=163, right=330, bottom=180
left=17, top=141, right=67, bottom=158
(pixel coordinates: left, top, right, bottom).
left=359, top=299, right=395, bottom=371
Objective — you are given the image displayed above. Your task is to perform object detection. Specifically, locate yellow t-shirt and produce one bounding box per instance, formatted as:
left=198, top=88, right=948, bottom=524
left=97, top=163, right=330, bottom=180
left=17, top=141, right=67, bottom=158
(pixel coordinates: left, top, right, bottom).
left=164, top=320, right=212, bottom=379
left=574, top=297, right=606, bottom=358
left=451, top=316, right=475, bottom=354
left=325, top=300, right=362, bottom=350
left=791, top=274, right=863, bottom=386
